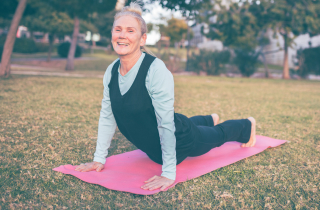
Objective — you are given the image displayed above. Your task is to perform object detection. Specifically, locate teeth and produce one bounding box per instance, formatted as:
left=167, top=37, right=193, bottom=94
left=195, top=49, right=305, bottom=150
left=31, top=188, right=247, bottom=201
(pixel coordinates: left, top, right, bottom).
left=118, top=43, right=129, bottom=46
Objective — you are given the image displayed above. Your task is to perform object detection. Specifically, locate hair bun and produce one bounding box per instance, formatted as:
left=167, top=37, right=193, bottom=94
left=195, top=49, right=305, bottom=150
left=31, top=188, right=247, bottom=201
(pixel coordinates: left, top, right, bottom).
left=121, top=2, right=142, bottom=16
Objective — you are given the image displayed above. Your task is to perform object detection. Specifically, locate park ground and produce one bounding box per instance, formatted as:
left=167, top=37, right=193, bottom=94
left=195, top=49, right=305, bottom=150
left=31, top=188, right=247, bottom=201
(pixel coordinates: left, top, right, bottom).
left=0, top=72, right=319, bottom=209
left=9, top=48, right=292, bottom=79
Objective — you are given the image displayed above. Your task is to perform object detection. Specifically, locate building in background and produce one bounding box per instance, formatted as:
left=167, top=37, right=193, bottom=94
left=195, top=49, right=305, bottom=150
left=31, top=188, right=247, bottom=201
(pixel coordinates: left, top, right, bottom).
left=263, top=30, right=320, bottom=68
left=189, top=22, right=223, bottom=51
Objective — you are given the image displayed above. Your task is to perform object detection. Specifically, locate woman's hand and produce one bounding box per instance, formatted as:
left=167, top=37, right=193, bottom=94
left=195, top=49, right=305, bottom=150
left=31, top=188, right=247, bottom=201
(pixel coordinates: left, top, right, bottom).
left=141, top=175, right=175, bottom=191
left=75, top=161, right=104, bottom=172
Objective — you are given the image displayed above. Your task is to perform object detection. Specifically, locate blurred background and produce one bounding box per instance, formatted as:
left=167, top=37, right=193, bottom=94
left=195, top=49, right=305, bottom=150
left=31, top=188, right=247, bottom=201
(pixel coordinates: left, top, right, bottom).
left=1, top=0, right=320, bottom=80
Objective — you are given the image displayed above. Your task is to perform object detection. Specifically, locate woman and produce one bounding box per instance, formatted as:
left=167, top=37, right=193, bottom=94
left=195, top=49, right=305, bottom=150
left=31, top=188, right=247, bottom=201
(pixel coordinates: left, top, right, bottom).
left=75, top=2, right=256, bottom=191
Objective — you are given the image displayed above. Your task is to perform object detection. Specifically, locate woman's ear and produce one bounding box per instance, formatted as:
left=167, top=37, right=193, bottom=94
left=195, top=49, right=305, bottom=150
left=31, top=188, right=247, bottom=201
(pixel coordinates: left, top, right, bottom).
left=140, top=33, right=147, bottom=46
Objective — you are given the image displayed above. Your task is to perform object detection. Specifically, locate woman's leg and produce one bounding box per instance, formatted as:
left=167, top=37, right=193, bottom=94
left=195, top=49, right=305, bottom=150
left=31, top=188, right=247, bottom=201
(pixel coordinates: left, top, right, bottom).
left=188, top=118, right=253, bottom=157
left=189, top=114, right=219, bottom=127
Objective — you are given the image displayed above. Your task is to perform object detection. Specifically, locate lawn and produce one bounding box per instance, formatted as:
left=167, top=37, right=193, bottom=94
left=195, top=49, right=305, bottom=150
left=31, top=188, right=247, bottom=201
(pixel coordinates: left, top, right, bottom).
left=0, top=75, right=319, bottom=209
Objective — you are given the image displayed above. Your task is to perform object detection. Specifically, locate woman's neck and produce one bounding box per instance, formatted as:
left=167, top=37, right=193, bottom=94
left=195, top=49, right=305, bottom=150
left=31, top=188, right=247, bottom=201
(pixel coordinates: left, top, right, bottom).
left=119, top=50, right=142, bottom=76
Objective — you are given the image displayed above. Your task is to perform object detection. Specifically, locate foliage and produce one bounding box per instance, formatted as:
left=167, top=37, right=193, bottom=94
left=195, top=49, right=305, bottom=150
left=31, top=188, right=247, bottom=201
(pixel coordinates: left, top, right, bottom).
left=22, top=7, right=74, bottom=36
left=158, top=17, right=189, bottom=46
left=57, top=42, right=82, bottom=58
left=95, top=40, right=109, bottom=47
left=34, top=42, right=50, bottom=53
left=90, top=10, right=116, bottom=40
left=0, top=0, right=36, bottom=27
left=188, top=50, right=230, bottom=75
left=13, top=38, right=37, bottom=53
left=203, top=0, right=320, bottom=79
left=233, top=49, right=261, bottom=77
left=147, top=0, right=210, bottom=16
left=296, top=47, right=320, bottom=77
left=47, top=0, right=117, bottom=20
left=205, top=1, right=261, bottom=51
left=202, top=1, right=268, bottom=76
left=0, top=37, right=49, bottom=54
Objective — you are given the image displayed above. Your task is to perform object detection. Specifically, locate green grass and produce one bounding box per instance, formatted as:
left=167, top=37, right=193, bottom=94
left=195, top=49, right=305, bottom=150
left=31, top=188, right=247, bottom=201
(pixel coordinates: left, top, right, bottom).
left=257, top=63, right=284, bottom=71
left=0, top=76, right=319, bottom=209
left=74, top=53, right=118, bottom=71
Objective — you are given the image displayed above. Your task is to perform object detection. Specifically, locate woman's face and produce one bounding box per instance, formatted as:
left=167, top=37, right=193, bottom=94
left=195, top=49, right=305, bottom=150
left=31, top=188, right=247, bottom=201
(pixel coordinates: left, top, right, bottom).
left=111, top=16, right=147, bottom=56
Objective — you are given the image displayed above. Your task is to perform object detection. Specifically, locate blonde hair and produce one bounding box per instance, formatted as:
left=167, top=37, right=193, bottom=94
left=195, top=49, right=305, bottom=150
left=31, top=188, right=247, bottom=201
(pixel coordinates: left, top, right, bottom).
left=113, top=2, right=155, bottom=56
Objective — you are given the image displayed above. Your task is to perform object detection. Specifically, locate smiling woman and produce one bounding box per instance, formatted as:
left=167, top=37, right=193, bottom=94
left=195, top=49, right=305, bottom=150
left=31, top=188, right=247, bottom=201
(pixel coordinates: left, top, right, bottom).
left=74, top=2, right=257, bottom=192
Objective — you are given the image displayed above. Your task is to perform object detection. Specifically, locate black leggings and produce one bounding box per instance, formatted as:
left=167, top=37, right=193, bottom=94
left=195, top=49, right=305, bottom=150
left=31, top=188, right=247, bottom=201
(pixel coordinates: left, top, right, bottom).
left=188, top=115, right=252, bottom=157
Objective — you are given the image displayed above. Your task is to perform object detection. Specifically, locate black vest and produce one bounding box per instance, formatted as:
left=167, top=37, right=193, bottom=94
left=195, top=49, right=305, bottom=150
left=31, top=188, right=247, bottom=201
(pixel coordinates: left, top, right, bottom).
left=108, top=54, right=197, bottom=165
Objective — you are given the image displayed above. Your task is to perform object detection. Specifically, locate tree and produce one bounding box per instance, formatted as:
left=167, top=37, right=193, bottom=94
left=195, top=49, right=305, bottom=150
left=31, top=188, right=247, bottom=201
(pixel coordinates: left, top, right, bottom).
left=148, top=0, right=210, bottom=16
left=188, top=49, right=230, bottom=75
left=157, top=17, right=189, bottom=71
left=48, top=0, right=117, bottom=70
left=159, top=17, right=188, bottom=46
left=22, top=2, right=98, bottom=62
left=147, top=0, right=210, bottom=71
left=204, top=1, right=267, bottom=77
left=263, top=0, right=320, bottom=79
left=91, top=11, right=116, bottom=42
left=23, top=6, right=74, bottom=61
left=0, top=0, right=28, bottom=78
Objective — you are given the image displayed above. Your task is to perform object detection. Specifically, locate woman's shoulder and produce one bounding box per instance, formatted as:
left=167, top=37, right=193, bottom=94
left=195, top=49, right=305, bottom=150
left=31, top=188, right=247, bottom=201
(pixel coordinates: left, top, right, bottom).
left=149, top=56, right=172, bottom=77
left=103, top=58, right=120, bottom=85
left=147, top=55, right=174, bottom=89
left=106, top=58, right=120, bottom=73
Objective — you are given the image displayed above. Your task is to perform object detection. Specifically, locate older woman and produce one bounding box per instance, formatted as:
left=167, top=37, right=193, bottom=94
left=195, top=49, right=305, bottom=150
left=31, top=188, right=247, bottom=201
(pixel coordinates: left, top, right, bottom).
left=75, top=2, right=256, bottom=191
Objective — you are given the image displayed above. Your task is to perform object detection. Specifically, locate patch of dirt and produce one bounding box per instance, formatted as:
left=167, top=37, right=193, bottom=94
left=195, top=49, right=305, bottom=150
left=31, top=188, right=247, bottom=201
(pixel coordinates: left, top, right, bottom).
left=12, top=60, right=67, bottom=70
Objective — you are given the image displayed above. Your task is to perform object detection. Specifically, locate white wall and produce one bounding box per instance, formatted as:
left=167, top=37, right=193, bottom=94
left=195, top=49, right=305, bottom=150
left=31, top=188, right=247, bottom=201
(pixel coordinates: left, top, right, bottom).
left=264, top=30, right=320, bottom=68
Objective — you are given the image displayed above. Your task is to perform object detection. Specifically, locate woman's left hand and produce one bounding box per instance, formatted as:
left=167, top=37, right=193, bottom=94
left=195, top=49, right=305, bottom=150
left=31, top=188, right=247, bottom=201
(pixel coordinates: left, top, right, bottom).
left=141, top=175, right=175, bottom=191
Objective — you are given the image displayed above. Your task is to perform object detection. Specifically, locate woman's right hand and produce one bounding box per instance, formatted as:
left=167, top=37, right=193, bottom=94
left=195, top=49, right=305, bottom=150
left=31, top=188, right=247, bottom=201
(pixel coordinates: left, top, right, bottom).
left=75, top=161, right=104, bottom=172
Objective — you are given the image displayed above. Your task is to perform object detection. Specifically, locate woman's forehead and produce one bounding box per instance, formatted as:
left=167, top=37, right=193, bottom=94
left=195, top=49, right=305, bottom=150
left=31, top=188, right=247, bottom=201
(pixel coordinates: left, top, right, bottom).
left=114, top=16, right=140, bottom=28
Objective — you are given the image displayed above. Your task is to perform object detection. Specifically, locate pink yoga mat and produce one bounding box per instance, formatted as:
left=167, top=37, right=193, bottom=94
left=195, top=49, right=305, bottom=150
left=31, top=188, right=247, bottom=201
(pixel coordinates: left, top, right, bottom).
left=53, top=135, right=286, bottom=195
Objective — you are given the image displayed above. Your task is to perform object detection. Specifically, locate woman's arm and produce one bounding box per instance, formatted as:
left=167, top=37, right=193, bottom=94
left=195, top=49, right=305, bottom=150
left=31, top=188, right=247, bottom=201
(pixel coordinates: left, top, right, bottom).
left=144, top=59, right=177, bottom=183
left=93, top=69, right=117, bottom=164
left=76, top=64, right=117, bottom=172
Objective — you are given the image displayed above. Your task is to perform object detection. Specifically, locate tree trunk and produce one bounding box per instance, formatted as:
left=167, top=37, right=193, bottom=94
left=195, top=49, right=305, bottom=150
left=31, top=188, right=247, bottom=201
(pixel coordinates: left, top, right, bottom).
left=261, top=53, right=270, bottom=78
left=65, top=16, right=79, bottom=71
left=186, top=25, right=191, bottom=72
left=0, top=0, right=27, bottom=78
left=282, top=35, right=290, bottom=79
left=47, top=34, right=54, bottom=62
left=172, top=46, right=179, bottom=72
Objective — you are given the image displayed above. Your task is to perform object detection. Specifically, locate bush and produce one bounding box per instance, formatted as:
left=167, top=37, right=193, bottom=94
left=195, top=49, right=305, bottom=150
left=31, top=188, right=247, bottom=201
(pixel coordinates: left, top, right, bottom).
left=0, top=37, right=50, bottom=54
left=13, top=38, right=38, bottom=53
left=188, top=50, right=230, bottom=75
left=35, top=42, right=50, bottom=52
left=296, top=47, right=320, bottom=77
left=95, top=40, right=109, bottom=47
left=57, top=42, right=82, bottom=58
left=233, top=49, right=260, bottom=77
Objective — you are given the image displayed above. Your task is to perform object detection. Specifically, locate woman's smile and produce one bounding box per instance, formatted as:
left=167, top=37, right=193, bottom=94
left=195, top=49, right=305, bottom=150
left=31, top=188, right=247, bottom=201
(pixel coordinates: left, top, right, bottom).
left=111, top=15, right=146, bottom=57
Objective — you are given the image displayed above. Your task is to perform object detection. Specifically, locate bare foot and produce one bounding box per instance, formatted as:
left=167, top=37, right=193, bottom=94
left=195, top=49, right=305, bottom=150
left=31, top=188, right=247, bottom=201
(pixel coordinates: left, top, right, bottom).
left=241, top=117, right=256, bottom=147
left=211, top=113, right=219, bottom=126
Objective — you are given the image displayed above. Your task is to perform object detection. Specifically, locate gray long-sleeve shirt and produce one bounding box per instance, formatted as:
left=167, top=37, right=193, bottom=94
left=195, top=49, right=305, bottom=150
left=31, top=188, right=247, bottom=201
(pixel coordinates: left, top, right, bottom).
left=93, top=53, right=177, bottom=180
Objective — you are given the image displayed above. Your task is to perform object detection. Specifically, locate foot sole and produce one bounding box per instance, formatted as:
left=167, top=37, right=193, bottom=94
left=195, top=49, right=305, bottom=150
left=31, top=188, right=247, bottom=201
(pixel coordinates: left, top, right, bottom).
left=241, top=117, right=256, bottom=147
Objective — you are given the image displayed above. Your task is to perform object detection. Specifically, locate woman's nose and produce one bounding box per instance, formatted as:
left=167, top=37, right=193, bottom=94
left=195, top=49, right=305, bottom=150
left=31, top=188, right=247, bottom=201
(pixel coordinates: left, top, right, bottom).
left=119, top=30, right=126, bottom=38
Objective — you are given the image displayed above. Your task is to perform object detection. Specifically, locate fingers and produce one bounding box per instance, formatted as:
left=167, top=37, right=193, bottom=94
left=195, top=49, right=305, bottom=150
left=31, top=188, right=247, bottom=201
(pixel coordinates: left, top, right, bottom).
left=75, top=164, right=87, bottom=171
left=96, top=164, right=104, bottom=172
left=141, top=176, right=175, bottom=191
left=81, top=165, right=95, bottom=172
left=144, top=175, right=158, bottom=183
left=75, top=162, right=101, bottom=172
left=160, top=184, right=170, bottom=191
